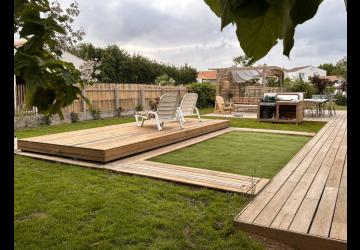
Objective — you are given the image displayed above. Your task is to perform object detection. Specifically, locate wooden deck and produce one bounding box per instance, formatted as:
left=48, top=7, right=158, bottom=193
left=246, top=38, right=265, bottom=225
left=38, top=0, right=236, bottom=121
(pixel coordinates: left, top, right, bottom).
left=17, top=119, right=229, bottom=162
left=234, top=111, right=347, bottom=249
left=15, top=126, right=271, bottom=195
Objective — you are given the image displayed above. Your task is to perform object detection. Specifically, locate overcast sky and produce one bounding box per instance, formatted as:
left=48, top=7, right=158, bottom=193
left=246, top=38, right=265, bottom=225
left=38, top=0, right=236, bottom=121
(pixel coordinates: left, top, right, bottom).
left=60, top=0, right=347, bottom=71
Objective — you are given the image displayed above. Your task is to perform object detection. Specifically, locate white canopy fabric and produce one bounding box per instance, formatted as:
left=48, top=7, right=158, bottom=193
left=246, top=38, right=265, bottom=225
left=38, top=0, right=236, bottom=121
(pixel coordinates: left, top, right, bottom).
left=231, top=69, right=266, bottom=84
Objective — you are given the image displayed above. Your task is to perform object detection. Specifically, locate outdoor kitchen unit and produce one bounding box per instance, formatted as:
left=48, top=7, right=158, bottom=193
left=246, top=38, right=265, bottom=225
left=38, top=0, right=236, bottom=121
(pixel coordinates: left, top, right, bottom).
left=257, top=92, right=304, bottom=124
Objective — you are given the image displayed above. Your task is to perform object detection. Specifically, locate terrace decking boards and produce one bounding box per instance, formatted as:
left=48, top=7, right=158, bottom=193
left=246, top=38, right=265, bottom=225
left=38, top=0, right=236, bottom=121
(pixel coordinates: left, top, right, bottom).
left=234, top=111, right=347, bottom=250
left=107, top=160, right=269, bottom=195
left=17, top=119, right=229, bottom=162
left=15, top=124, right=276, bottom=195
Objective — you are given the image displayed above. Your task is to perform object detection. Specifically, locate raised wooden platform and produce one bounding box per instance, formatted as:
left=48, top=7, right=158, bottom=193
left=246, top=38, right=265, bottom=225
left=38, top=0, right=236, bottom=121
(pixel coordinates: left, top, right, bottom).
left=234, top=111, right=347, bottom=249
left=18, top=119, right=229, bottom=162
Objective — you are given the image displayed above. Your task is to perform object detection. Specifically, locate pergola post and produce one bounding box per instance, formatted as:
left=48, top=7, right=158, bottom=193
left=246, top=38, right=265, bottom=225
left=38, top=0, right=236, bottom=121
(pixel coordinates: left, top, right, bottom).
left=14, top=75, right=17, bottom=113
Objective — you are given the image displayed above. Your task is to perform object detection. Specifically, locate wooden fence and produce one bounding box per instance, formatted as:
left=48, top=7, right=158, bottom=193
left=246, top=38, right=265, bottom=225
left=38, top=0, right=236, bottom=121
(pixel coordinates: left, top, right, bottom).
left=15, top=83, right=188, bottom=116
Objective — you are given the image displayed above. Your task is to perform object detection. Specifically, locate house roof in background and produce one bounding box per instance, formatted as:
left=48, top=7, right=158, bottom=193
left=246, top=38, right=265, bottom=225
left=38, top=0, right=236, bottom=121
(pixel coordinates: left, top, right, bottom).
left=14, top=39, right=86, bottom=70
left=61, top=51, right=86, bottom=70
left=320, top=75, right=344, bottom=81
left=285, top=65, right=312, bottom=72
left=197, top=70, right=217, bottom=80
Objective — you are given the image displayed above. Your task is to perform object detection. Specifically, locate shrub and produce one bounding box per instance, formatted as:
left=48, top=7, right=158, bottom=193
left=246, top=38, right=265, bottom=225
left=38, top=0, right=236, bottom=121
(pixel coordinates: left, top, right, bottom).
left=309, top=75, right=334, bottom=94
left=155, top=74, right=176, bottom=86
left=266, top=76, right=279, bottom=87
left=41, top=115, right=51, bottom=125
left=134, top=104, right=144, bottom=112
left=284, top=78, right=315, bottom=98
left=116, top=107, right=124, bottom=117
left=90, top=109, right=101, bottom=120
left=187, top=82, right=216, bottom=108
left=335, top=92, right=347, bottom=106
left=70, top=112, right=79, bottom=123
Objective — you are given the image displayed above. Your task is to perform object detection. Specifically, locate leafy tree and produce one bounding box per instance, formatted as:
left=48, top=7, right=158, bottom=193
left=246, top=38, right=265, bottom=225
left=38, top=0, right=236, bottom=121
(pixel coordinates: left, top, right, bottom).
left=79, top=59, right=101, bottom=83
left=284, top=77, right=315, bottom=98
left=50, top=1, right=85, bottom=50
left=233, top=55, right=254, bottom=67
left=155, top=74, right=176, bottom=86
left=318, top=57, right=347, bottom=80
left=266, top=76, right=279, bottom=87
left=14, top=0, right=89, bottom=118
left=335, top=56, right=347, bottom=81
left=176, top=64, right=198, bottom=85
left=204, top=0, right=331, bottom=63
left=309, top=75, right=334, bottom=94
left=71, top=43, right=198, bottom=84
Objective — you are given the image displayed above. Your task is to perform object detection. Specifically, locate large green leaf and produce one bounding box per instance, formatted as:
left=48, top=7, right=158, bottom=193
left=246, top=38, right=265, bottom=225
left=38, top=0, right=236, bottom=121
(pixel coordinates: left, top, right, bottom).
left=203, top=0, right=325, bottom=62
left=290, top=0, right=323, bottom=25
left=229, top=0, right=270, bottom=19
left=235, top=5, right=282, bottom=62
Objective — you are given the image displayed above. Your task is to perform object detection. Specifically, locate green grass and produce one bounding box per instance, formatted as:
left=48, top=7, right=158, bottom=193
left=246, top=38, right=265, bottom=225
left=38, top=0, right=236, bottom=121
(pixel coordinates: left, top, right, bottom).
left=15, top=116, right=135, bottom=139
left=198, top=107, right=214, bottom=115
left=198, top=117, right=325, bottom=133
left=335, top=104, right=347, bottom=110
left=150, top=131, right=310, bottom=179
left=14, top=107, right=319, bottom=249
left=15, top=155, right=263, bottom=250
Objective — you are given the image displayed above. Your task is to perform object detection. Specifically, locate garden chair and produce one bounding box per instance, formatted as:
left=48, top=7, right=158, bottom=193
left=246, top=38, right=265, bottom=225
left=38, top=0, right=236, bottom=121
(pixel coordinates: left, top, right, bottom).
left=303, top=100, right=317, bottom=117
left=214, top=96, right=234, bottom=114
left=176, top=93, right=201, bottom=124
left=135, top=94, right=184, bottom=131
left=324, top=94, right=336, bottom=116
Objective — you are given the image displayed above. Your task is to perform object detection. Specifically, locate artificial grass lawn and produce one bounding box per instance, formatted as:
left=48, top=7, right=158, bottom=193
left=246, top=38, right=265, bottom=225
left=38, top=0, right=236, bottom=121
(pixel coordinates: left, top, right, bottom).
left=199, top=117, right=325, bottom=133
left=150, top=131, right=310, bottom=179
left=15, top=155, right=263, bottom=250
left=335, top=104, right=347, bottom=110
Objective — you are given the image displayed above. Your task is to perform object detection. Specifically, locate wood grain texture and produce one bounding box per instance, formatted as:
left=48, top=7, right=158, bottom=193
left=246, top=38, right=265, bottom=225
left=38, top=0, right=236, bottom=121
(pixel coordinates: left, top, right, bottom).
left=234, top=111, right=347, bottom=249
left=18, top=119, right=229, bottom=162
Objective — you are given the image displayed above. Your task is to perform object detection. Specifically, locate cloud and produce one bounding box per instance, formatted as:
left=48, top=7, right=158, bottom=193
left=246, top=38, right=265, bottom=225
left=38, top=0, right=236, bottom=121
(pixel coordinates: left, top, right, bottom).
left=60, top=0, right=347, bottom=70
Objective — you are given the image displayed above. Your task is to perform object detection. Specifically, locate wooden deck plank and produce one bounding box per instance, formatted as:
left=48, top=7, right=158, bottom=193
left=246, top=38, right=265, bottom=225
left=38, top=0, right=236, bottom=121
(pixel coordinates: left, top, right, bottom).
left=15, top=151, right=269, bottom=196
left=234, top=111, right=347, bottom=249
left=271, top=119, right=347, bottom=230
left=114, top=127, right=234, bottom=163
left=289, top=130, right=347, bottom=234
left=330, top=159, right=347, bottom=241
left=271, top=172, right=315, bottom=229
left=231, top=127, right=316, bottom=137
left=140, top=160, right=258, bottom=183
left=112, top=163, right=254, bottom=192
left=308, top=132, right=347, bottom=237
left=253, top=181, right=298, bottom=226
left=18, top=119, right=229, bottom=162
left=309, top=187, right=338, bottom=237
left=235, top=112, right=344, bottom=224
left=130, top=162, right=260, bottom=186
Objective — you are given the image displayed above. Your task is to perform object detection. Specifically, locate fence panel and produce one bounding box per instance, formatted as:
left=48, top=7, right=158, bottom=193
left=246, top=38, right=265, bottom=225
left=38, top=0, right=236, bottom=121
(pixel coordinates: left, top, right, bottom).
left=16, top=83, right=188, bottom=116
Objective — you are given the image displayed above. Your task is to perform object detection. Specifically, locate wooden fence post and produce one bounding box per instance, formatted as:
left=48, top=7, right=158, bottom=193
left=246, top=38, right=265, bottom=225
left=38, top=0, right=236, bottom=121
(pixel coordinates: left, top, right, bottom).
left=115, top=87, right=119, bottom=110
left=140, top=87, right=145, bottom=108
left=82, top=88, right=87, bottom=113
left=14, top=75, right=17, bottom=114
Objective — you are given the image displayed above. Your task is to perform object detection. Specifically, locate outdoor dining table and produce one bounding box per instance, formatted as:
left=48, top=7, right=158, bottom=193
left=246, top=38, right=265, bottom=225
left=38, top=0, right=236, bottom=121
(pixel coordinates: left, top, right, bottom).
left=303, top=98, right=328, bottom=117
